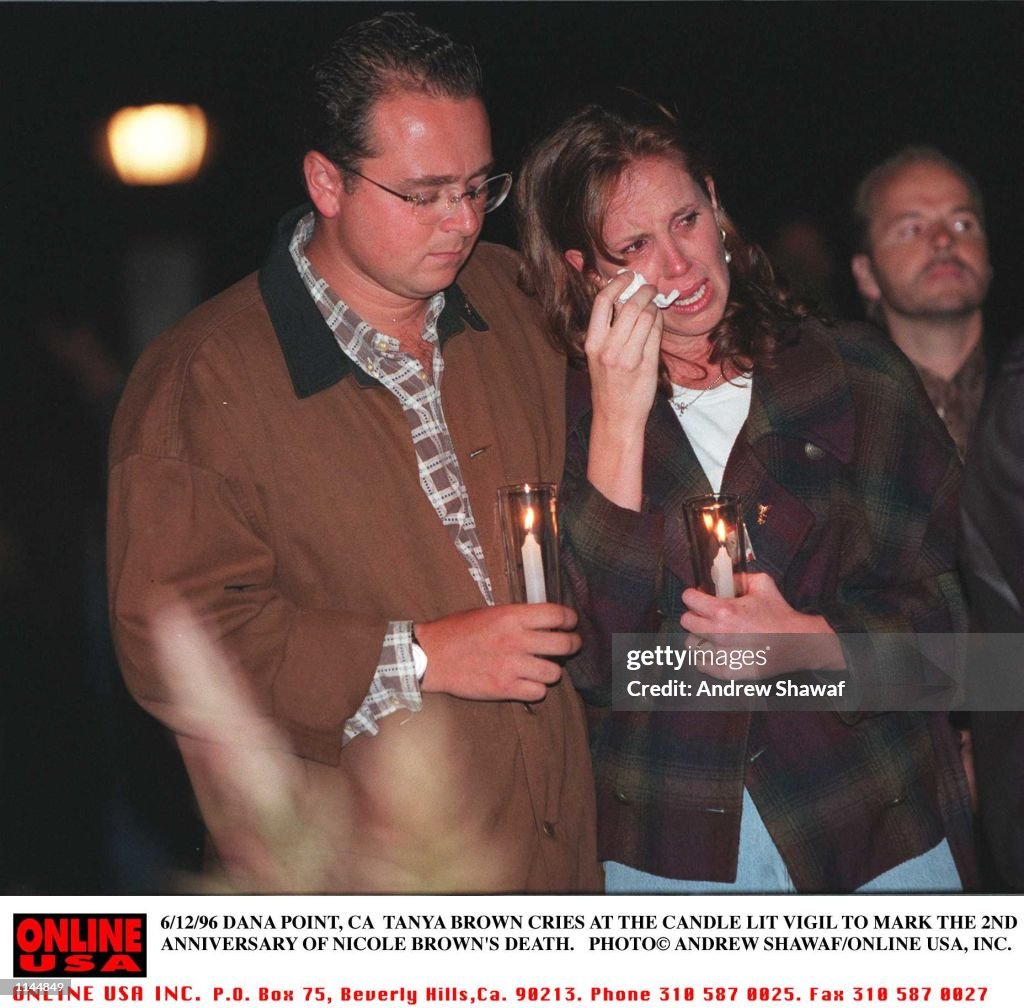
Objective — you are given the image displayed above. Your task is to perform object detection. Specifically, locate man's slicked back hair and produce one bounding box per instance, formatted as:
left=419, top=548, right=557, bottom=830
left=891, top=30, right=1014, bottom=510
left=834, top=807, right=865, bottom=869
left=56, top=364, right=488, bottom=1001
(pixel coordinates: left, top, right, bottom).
left=302, top=11, right=483, bottom=170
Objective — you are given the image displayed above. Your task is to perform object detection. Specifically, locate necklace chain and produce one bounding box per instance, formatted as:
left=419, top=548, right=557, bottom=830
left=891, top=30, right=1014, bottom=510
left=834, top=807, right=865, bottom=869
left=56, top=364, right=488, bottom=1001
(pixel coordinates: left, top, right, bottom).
left=671, top=373, right=728, bottom=414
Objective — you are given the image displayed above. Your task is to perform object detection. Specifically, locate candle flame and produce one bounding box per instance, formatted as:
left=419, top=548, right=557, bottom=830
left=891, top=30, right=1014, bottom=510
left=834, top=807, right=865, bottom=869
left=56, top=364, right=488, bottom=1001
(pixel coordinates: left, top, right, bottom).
left=715, top=518, right=728, bottom=544
left=524, top=506, right=535, bottom=533
left=702, top=512, right=715, bottom=532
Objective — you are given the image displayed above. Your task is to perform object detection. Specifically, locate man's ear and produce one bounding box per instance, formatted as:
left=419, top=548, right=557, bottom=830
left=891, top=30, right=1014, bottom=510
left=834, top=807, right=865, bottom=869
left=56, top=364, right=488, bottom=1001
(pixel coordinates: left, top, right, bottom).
left=564, top=249, right=585, bottom=274
left=303, top=151, right=344, bottom=218
left=851, top=253, right=882, bottom=302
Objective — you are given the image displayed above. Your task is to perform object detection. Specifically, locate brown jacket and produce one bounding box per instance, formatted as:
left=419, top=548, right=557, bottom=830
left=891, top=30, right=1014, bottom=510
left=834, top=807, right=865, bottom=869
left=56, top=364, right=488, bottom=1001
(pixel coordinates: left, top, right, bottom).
left=108, top=210, right=599, bottom=892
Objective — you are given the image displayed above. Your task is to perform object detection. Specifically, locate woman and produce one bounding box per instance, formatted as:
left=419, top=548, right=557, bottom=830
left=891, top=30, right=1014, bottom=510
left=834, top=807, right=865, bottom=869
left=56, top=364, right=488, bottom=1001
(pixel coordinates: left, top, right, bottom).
left=515, top=96, right=975, bottom=892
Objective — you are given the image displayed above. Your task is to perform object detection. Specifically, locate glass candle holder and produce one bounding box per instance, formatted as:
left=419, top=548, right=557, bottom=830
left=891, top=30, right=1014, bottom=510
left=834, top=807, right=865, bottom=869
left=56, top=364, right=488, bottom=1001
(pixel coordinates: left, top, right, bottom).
left=684, top=493, right=747, bottom=598
left=497, top=483, right=560, bottom=604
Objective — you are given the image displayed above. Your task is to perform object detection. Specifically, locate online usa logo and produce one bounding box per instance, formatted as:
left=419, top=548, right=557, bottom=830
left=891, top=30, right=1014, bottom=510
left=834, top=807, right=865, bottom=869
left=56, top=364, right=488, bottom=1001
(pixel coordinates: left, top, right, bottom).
left=13, top=915, right=147, bottom=977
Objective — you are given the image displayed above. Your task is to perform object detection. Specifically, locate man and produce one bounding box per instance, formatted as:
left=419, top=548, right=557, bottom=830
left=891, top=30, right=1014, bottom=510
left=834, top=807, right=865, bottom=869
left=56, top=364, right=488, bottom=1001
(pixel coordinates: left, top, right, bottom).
left=959, top=336, right=1024, bottom=891
left=107, top=13, right=599, bottom=893
left=851, top=146, right=994, bottom=459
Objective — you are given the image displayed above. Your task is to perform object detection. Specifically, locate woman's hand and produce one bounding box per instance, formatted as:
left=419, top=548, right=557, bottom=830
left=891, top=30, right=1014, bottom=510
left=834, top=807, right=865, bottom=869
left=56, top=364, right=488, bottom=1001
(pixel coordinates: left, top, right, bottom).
left=584, top=271, right=663, bottom=511
left=585, top=271, right=663, bottom=432
left=680, top=572, right=846, bottom=679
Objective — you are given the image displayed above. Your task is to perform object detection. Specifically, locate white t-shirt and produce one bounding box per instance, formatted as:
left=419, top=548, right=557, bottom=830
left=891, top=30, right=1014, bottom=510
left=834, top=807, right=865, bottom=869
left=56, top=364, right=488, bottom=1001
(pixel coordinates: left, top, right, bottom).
left=669, top=374, right=753, bottom=491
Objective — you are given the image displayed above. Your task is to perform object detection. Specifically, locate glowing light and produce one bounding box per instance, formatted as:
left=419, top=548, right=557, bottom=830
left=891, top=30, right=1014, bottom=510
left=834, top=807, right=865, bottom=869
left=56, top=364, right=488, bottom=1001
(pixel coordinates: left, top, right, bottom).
left=524, top=506, right=535, bottom=533
left=106, top=104, right=208, bottom=185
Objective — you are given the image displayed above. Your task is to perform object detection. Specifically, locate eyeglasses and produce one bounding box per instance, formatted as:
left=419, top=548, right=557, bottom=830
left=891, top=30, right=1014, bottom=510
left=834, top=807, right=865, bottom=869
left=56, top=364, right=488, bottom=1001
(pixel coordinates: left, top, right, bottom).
left=341, top=165, right=513, bottom=223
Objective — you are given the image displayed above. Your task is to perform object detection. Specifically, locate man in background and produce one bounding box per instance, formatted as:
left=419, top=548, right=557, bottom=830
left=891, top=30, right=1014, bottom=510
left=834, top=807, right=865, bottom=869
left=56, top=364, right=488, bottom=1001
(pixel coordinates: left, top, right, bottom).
left=959, top=335, right=1024, bottom=891
left=851, top=146, right=993, bottom=459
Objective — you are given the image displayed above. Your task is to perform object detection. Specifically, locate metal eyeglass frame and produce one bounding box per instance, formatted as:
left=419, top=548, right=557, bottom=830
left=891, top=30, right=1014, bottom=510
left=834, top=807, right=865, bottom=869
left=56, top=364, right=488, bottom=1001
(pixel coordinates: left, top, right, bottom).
left=341, top=165, right=513, bottom=221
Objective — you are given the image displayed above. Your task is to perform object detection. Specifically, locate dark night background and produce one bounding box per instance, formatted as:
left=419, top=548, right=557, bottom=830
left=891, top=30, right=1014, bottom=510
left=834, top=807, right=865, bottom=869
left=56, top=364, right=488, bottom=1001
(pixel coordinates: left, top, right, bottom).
left=2, top=2, right=1022, bottom=893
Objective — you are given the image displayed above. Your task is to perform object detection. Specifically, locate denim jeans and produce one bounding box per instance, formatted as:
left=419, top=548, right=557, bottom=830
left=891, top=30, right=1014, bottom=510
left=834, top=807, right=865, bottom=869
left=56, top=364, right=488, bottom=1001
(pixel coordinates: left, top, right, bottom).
left=604, top=788, right=961, bottom=893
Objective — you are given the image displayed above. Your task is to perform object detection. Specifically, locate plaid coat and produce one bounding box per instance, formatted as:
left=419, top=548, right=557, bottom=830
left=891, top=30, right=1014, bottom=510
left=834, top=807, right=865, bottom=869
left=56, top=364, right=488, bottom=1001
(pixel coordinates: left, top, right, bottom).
left=563, top=318, right=976, bottom=892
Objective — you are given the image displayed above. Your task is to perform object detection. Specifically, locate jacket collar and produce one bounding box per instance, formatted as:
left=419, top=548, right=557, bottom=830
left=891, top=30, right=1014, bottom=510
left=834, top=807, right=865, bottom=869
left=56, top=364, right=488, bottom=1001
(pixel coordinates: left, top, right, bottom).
left=567, top=319, right=856, bottom=474
left=647, top=320, right=857, bottom=586
left=743, top=320, right=855, bottom=464
left=258, top=205, right=489, bottom=399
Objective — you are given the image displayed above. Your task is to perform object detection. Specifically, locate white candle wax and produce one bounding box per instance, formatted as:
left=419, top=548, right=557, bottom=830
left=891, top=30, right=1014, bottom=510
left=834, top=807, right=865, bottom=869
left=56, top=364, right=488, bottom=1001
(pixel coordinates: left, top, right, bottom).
left=521, top=529, right=547, bottom=603
left=710, top=542, right=735, bottom=598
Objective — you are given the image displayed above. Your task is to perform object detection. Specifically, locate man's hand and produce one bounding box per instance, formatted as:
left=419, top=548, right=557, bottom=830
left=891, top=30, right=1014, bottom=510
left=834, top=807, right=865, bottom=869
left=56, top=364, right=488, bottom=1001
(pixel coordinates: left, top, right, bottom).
left=416, top=604, right=581, bottom=702
left=153, top=603, right=332, bottom=892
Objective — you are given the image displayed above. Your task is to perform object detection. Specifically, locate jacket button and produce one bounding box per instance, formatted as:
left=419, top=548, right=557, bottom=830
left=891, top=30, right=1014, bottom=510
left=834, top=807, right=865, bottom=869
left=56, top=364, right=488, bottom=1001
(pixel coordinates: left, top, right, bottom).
left=804, top=442, right=826, bottom=461
left=543, top=821, right=556, bottom=837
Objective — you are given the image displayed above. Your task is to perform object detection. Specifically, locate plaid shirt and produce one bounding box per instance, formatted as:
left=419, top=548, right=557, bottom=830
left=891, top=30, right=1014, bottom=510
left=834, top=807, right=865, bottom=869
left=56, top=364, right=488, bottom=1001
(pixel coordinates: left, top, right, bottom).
left=563, top=318, right=975, bottom=891
left=290, top=213, right=494, bottom=742
left=912, top=339, right=987, bottom=462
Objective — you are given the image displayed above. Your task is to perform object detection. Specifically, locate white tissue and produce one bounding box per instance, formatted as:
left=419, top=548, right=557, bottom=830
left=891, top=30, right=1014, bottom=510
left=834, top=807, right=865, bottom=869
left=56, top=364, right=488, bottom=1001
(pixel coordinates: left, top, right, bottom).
left=616, top=270, right=645, bottom=302
left=616, top=269, right=680, bottom=308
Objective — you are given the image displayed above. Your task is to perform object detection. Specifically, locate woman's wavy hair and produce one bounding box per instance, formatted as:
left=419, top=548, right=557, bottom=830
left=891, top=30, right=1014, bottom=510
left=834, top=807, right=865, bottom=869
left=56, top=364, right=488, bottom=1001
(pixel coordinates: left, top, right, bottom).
left=515, top=93, right=808, bottom=384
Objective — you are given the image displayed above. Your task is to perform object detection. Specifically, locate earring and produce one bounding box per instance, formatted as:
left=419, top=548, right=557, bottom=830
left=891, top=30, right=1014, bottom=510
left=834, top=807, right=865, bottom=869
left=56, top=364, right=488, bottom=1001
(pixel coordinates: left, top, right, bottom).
left=721, top=228, right=732, bottom=265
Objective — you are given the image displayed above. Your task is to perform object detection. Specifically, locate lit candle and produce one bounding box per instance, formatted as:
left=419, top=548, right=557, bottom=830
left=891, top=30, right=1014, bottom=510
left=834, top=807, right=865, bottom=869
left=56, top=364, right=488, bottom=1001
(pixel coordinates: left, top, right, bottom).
left=521, top=506, right=547, bottom=603
left=710, top=518, right=735, bottom=598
